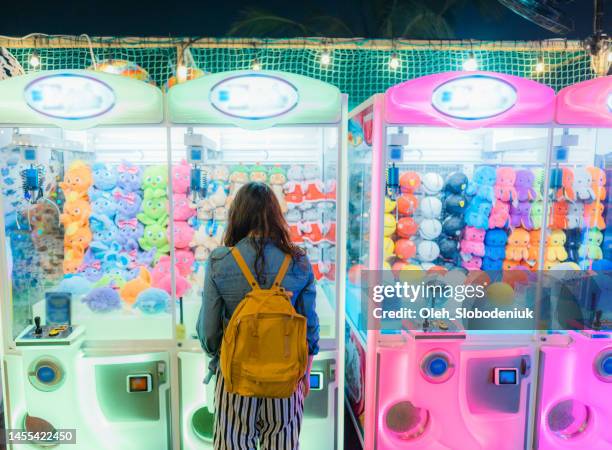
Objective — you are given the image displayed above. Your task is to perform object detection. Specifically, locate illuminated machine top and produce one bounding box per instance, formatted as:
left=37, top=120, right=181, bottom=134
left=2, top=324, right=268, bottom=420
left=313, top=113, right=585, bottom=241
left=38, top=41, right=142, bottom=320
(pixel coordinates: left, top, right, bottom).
left=167, top=70, right=342, bottom=129
left=0, top=69, right=163, bottom=130
left=555, top=76, right=612, bottom=127
left=384, top=71, right=555, bottom=129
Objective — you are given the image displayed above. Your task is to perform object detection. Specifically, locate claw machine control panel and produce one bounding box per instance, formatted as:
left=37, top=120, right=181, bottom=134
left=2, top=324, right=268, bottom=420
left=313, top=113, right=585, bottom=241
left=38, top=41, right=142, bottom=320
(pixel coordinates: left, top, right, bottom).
left=0, top=69, right=174, bottom=450
left=167, top=70, right=347, bottom=450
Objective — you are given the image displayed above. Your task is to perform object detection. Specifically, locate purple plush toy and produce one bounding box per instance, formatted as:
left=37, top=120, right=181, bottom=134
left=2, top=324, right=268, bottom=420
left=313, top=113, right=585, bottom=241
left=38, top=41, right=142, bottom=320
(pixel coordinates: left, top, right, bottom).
left=515, top=170, right=537, bottom=202
left=79, top=250, right=104, bottom=282
left=113, top=189, right=142, bottom=220
left=82, top=287, right=122, bottom=312
left=116, top=217, right=144, bottom=251
left=116, top=161, right=142, bottom=192
left=509, top=201, right=533, bottom=230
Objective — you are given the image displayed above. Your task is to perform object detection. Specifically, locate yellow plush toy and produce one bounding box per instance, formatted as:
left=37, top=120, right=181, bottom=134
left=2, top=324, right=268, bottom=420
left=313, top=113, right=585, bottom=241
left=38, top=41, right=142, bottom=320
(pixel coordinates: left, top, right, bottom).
left=59, top=161, right=93, bottom=200
left=506, top=228, right=530, bottom=261
left=120, top=268, right=152, bottom=305
left=545, top=230, right=568, bottom=262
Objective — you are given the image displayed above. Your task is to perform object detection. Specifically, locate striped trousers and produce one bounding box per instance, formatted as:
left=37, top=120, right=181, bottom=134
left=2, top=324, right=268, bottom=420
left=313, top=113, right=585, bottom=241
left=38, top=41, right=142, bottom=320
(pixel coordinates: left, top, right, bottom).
left=213, top=372, right=305, bottom=450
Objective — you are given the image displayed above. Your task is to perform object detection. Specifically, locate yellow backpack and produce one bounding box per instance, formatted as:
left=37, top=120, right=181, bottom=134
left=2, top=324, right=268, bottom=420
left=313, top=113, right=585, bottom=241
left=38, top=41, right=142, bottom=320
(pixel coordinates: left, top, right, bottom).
left=220, top=248, right=308, bottom=398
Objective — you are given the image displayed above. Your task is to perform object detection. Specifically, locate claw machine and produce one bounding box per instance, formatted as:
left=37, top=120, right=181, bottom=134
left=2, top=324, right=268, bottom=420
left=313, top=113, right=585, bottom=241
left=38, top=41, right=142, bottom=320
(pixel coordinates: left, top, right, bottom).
left=345, top=71, right=556, bottom=449
left=166, top=70, right=347, bottom=450
left=0, top=70, right=175, bottom=449
left=534, top=76, right=612, bottom=450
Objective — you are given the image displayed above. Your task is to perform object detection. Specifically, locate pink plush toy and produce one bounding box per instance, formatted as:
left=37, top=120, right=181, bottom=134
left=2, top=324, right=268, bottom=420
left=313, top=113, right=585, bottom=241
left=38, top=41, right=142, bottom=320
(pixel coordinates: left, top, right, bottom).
left=151, top=256, right=191, bottom=297
left=175, top=249, right=195, bottom=277
left=172, top=160, right=191, bottom=194
left=494, top=167, right=518, bottom=204
left=460, top=226, right=486, bottom=257
left=462, top=256, right=483, bottom=271
left=172, top=193, right=195, bottom=221
left=489, top=202, right=510, bottom=229
left=169, top=221, right=195, bottom=249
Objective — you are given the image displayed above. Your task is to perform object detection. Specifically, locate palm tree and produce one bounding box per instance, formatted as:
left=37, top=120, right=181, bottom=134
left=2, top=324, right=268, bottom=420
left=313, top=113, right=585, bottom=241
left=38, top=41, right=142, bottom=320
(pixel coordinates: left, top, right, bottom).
left=228, top=0, right=503, bottom=39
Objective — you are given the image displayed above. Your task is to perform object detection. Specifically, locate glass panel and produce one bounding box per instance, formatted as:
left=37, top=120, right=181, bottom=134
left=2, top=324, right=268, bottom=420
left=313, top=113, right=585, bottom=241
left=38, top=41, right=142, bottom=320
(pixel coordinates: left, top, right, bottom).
left=169, top=125, right=339, bottom=342
left=0, top=126, right=173, bottom=341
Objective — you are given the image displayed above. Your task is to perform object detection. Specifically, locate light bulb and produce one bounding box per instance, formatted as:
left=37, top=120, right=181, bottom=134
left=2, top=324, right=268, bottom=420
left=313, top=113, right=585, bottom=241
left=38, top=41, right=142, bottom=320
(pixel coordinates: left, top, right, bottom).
left=462, top=56, right=478, bottom=71
left=535, top=61, right=545, bottom=73
left=177, top=65, right=188, bottom=80
left=320, top=51, right=331, bottom=66
left=252, top=59, right=262, bottom=71
left=389, top=53, right=400, bottom=70
left=29, top=52, right=40, bottom=68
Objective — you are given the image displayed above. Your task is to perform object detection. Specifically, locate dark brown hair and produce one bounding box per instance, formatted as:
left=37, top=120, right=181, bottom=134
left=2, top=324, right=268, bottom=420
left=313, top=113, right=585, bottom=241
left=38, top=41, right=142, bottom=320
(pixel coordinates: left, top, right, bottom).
left=224, top=181, right=305, bottom=283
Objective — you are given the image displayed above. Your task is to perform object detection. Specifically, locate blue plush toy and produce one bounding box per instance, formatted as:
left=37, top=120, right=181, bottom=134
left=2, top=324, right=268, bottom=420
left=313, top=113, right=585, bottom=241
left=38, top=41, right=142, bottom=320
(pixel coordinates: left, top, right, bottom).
left=58, top=275, right=93, bottom=298
left=484, top=229, right=508, bottom=261
left=91, top=191, right=118, bottom=219
left=482, top=257, right=504, bottom=271
left=89, top=163, right=118, bottom=201
left=465, top=198, right=493, bottom=229
left=444, top=194, right=467, bottom=216
left=134, top=288, right=171, bottom=314
left=82, top=287, right=122, bottom=313
left=466, top=166, right=496, bottom=202
left=442, top=215, right=465, bottom=238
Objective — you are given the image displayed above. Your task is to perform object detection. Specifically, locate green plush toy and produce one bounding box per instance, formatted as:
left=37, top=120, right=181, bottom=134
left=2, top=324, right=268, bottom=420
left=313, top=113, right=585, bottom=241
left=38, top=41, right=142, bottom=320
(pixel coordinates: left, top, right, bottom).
left=579, top=229, right=603, bottom=260
left=249, top=164, right=268, bottom=183
left=530, top=201, right=544, bottom=229
left=139, top=223, right=170, bottom=259
left=137, top=197, right=169, bottom=226
left=142, top=165, right=168, bottom=199
left=532, top=168, right=544, bottom=199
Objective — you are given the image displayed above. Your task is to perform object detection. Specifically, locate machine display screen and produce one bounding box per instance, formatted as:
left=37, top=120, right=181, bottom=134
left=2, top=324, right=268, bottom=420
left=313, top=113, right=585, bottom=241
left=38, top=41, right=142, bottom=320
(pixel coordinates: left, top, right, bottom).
left=210, top=74, right=299, bottom=120
left=45, top=292, right=71, bottom=325
left=431, top=75, right=517, bottom=120
left=127, top=374, right=152, bottom=393
left=309, top=372, right=323, bottom=390
left=495, top=368, right=518, bottom=385
left=24, top=73, right=116, bottom=120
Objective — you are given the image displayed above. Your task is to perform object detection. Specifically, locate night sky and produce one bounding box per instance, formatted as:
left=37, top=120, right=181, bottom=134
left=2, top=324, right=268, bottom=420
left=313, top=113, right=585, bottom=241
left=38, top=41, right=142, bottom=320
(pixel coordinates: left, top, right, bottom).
left=0, top=0, right=609, bottom=40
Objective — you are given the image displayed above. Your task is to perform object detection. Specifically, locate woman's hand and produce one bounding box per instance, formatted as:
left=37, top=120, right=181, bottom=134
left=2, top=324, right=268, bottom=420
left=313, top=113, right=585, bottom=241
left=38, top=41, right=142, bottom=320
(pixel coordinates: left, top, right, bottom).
left=302, top=373, right=310, bottom=398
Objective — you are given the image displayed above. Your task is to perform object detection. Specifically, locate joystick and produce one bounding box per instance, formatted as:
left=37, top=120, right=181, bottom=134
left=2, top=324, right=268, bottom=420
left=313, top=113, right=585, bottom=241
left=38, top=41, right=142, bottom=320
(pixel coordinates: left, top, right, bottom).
left=34, top=317, right=42, bottom=336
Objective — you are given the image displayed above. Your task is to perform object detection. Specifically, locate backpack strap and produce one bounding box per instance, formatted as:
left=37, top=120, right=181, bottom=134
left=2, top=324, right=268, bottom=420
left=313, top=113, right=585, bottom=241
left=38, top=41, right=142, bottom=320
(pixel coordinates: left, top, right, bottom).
left=231, top=247, right=260, bottom=289
left=272, top=254, right=292, bottom=288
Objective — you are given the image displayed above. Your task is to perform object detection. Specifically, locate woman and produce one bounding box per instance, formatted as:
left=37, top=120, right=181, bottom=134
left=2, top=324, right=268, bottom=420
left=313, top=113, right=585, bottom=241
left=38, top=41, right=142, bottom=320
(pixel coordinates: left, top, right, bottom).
left=197, top=181, right=320, bottom=450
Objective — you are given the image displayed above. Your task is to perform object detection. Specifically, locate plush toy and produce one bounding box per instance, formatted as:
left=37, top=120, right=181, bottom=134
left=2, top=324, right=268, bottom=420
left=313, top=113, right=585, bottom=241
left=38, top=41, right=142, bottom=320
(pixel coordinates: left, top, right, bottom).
left=83, top=287, right=122, bottom=312
left=170, top=221, right=195, bottom=249
left=226, top=165, right=250, bottom=207
left=113, top=189, right=142, bottom=221
left=90, top=214, right=120, bottom=249
left=482, top=257, right=503, bottom=271
left=550, top=201, right=569, bottom=229
left=91, top=192, right=117, bottom=219
left=460, top=226, right=486, bottom=257
left=444, top=194, right=466, bottom=216
left=466, top=166, right=496, bottom=202
left=421, top=173, right=444, bottom=195
left=489, top=202, right=510, bottom=229
left=514, top=169, right=536, bottom=202
left=141, top=165, right=168, bottom=199
left=442, top=216, right=465, bottom=238
left=419, top=196, right=442, bottom=219
left=64, top=226, right=93, bottom=251
left=462, top=255, right=482, bottom=271
left=530, top=201, right=544, bottom=230
left=399, top=171, right=421, bottom=193
left=137, top=197, right=169, bottom=227
left=564, top=228, right=581, bottom=262
left=545, top=230, right=568, bottom=262
left=549, top=167, right=564, bottom=195
left=116, top=161, right=142, bottom=192
left=249, top=164, right=268, bottom=183
left=63, top=247, right=86, bottom=274
left=587, top=166, right=606, bottom=201
left=555, top=168, right=576, bottom=202
left=506, top=228, right=530, bottom=261
left=119, top=267, right=152, bottom=305
left=59, top=161, right=93, bottom=200
left=58, top=275, right=93, bottom=298
left=565, top=202, right=584, bottom=230
left=175, top=249, right=195, bottom=277
left=172, top=193, right=195, bottom=222
left=134, top=288, right=171, bottom=314
left=89, top=162, right=118, bottom=200
left=115, top=217, right=143, bottom=251
left=269, top=166, right=288, bottom=213
left=526, top=230, right=542, bottom=264
left=190, top=225, right=211, bottom=263
left=573, top=167, right=595, bottom=202
left=465, top=198, right=493, bottom=229
left=584, top=202, right=606, bottom=229
left=60, top=198, right=92, bottom=234
left=416, top=240, right=440, bottom=262
left=284, top=165, right=305, bottom=209
left=397, top=193, right=419, bottom=216
left=139, top=223, right=170, bottom=259
left=394, top=238, right=416, bottom=260
left=495, top=167, right=518, bottom=203
left=484, top=229, right=508, bottom=261
left=397, top=217, right=418, bottom=238
left=151, top=256, right=191, bottom=297
left=510, top=201, right=533, bottom=230
left=171, top=160, right=191, bottom=194
left=439, top=237, right=460, bottom=260
left=419, top=219, right=442, bottom=240
left=189, top=197, right=215, bottom=225
left=444, top=172, right=468, bottom=195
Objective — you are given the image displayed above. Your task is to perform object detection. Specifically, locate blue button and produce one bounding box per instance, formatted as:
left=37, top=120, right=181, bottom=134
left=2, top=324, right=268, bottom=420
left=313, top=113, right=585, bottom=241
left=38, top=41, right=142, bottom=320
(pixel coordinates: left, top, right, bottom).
left=602, top=356, right=612, bottom=376
left=429, top=357, right=448, bottom=376
left=36, top=366, right=56, bottom=383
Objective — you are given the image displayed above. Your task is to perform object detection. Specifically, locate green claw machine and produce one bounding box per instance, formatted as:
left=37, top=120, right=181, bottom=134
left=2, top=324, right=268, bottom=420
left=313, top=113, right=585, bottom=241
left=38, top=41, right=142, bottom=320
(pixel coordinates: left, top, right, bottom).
left=166, top=70, right=347, bottom=450
left=0, top=69, right=176, bottom=449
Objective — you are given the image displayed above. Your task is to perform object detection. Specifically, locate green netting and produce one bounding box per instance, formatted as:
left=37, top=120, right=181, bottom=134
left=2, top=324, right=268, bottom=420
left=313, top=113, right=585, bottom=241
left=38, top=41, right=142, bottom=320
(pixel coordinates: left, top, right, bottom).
left=3, top=38, right=604, bottom=108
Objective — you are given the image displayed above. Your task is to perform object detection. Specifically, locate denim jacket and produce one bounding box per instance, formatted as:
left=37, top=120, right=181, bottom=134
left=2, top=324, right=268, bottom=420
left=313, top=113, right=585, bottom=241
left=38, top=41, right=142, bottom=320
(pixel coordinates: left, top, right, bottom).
left=197, top=238, right=320, bottom=373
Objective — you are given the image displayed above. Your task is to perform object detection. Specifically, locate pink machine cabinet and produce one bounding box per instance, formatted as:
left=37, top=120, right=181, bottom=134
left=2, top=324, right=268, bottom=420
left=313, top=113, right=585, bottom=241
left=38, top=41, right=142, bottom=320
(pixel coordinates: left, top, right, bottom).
left=344, top=72, right=556, bottom=449
left=534, top=76, right=612, bottom=450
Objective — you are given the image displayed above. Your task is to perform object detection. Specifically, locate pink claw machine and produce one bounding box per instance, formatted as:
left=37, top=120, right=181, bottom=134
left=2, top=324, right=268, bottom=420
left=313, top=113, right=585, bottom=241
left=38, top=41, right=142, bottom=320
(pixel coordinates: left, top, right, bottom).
left=534, top=76, right=612, bottom=450
left=344, top=71, right=555, bottom=449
